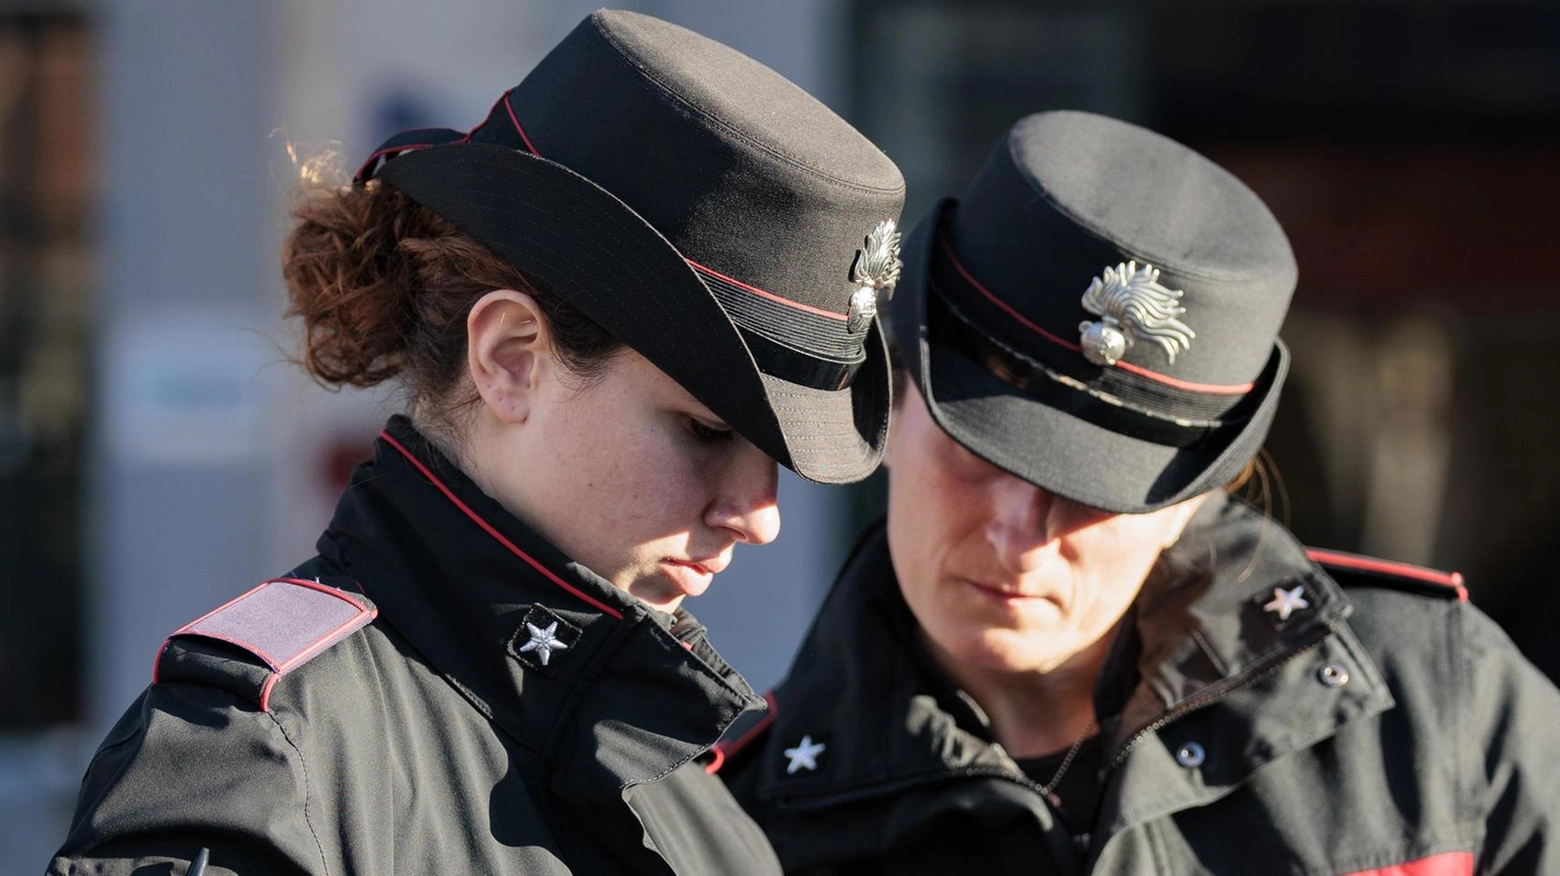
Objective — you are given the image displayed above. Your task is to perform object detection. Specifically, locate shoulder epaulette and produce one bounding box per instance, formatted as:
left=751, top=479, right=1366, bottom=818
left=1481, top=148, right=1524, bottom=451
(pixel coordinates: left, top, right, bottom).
left=1307, top=548, right=1468, bottom=603
left=153, top=577, right=377, bottom=711
left=705, top=691, right=777, bottom=775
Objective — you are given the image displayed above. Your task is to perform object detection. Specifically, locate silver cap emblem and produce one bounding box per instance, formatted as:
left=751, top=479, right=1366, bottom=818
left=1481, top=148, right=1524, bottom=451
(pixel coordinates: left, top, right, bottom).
left=846, top=220, right=903, bottom=334
left=1077, top=261, right=1196, bottom=367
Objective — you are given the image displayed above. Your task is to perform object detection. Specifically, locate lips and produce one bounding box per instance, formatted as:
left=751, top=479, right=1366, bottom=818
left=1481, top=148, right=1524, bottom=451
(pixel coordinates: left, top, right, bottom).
left=960, top=577, right=1050, bottom=602
left=655, top=552, right=732, bottom=602
left=667, top=555, right=728, bottom=577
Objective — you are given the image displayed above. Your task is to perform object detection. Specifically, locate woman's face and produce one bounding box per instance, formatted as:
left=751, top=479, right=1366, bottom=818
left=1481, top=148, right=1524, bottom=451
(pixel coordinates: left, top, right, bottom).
left=886, top=382, right=1200, bottom=676
left=460, top=293, right=781, bottom=613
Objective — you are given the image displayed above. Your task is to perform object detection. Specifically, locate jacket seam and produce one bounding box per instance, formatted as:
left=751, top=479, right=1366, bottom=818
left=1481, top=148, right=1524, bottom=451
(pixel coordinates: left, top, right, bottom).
left=1451, top=601, right=1476, bottom=855
left=267, top=709, right=331, bottom=876
left=1141, top=819, right=1171, bottom=872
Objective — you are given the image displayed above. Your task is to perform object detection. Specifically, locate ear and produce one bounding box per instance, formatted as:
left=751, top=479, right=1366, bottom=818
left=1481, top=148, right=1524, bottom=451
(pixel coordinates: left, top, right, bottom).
left=467, top=289, right=555, bottom=425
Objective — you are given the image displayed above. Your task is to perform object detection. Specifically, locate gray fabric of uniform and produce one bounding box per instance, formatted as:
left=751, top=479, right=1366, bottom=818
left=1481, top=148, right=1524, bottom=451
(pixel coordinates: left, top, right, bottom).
left=51, top=417, right=782, bottom=875
left=723, top=495, right=1560, bottom=874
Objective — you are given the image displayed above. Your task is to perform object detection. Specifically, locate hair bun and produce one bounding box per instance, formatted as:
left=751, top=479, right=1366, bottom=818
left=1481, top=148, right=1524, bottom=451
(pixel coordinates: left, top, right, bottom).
left=282, top=182, right=418, bottom=388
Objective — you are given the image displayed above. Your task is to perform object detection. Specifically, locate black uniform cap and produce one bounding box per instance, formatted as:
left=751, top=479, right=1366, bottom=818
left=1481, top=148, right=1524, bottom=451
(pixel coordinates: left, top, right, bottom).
left=891, top=111, right=1297, bottom=512
left=358, top=10, right=906, bottom=484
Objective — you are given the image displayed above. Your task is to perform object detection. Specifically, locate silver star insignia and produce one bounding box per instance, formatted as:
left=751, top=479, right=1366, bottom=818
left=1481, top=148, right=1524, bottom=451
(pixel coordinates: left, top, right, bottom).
left=518, top=621, right=569, bottom=666
left=1262, top=585, right=1310, bottom=622
left=782, top=734, right=826, bottom=774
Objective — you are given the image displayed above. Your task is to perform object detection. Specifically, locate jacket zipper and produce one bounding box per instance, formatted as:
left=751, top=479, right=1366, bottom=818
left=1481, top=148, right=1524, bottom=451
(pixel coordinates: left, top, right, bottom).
left=1106, top=626, right=1332, bottom=771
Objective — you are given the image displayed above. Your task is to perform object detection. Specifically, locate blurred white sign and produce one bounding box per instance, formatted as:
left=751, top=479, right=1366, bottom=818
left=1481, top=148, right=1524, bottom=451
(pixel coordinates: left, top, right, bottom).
left=103, top=312, right=275, bottom=466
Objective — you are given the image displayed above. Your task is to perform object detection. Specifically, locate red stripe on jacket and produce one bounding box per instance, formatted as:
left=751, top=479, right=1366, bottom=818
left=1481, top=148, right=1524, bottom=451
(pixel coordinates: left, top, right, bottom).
left=1342, top=851, right=1473, bottom=876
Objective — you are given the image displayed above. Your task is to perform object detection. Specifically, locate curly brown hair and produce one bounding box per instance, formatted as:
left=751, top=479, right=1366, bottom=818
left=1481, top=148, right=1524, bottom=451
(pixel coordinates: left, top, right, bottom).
left=281, top=180, right=621, bottom=423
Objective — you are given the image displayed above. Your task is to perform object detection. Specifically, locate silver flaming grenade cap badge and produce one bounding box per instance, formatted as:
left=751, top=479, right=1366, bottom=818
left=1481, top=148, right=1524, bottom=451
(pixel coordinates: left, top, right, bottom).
left=1078, top=261, right=1196, bottom=367
left=846, top=220, right=903, bottom=335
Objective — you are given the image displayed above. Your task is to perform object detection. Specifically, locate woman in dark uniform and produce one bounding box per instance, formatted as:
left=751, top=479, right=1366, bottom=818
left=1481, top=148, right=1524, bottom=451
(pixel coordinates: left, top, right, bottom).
left=722, top=111, right=1560, bottom=875
left=50, top=10, right=903, bottom=875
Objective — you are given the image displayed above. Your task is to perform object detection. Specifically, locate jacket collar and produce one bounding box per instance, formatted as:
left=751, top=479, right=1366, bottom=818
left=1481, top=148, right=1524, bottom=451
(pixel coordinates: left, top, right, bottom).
left=757, top=494, right=1393, bottom=817
left=316, top=416, right=763, bottom=794
left=1101, top=491, right=1354, bottom=752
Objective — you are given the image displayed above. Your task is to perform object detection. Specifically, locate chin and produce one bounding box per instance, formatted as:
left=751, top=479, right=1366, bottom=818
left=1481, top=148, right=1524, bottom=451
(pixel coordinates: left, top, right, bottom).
left=943, top=623, right=1069, bottom=675
left=629, top=589, right=684, bottom=614
left=623, top=577, right=686, bottom=614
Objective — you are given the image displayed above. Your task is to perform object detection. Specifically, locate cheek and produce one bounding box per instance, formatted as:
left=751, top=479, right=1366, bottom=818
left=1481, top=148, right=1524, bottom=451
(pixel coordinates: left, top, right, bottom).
left=572, top=427, right=713, bottom=536
left=1064, top=521, right=1171, bottom=617
left=889, top=464, right=953, bottom=571
left=888, top=466, right=989, bottom=620
left=520, top=413, right=710, bottom=575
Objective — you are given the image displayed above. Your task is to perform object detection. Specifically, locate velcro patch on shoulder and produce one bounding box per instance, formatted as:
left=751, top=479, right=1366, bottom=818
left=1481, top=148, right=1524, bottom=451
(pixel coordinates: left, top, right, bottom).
left=154, top=578, right=376, bottom=710
left=1307, top=548, right=1468, bottom=602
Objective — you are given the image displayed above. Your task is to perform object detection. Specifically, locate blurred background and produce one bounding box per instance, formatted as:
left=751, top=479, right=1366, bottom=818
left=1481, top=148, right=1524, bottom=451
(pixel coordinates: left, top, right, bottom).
left=2, top=0, right=1558, bottom=867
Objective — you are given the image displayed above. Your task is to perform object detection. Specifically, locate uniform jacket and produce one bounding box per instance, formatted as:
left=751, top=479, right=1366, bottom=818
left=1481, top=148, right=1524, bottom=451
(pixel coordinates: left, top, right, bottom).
left=723, top=494, right=1560, bottom=875
left=51, top=416, right=782, bottom=875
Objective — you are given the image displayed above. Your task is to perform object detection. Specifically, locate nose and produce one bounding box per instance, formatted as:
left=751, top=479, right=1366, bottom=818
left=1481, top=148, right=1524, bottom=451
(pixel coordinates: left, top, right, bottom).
left=985, top=476, right=1054, bottom=575
left=705, top=447, right=782, bottom=546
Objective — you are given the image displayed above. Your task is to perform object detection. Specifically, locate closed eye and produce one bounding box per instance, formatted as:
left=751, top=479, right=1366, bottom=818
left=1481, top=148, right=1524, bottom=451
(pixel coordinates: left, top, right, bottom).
left=688, top=416, right=734, bottom=443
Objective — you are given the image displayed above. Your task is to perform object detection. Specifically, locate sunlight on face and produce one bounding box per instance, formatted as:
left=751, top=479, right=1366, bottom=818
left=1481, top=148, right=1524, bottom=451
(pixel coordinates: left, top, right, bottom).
left=886, top=382, right=1194, bottom=675
left=470, top=348, right=781, bottom=613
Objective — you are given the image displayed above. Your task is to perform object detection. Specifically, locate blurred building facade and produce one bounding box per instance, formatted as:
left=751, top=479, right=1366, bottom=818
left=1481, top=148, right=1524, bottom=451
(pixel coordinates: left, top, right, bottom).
left=2, top=0, right=1558, bottom=869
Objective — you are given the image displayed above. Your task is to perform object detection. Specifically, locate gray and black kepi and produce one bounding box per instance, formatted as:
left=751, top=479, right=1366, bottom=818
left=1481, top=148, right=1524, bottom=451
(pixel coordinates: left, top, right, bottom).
left=891, top=111, right=1296, bottom=512
left=355, top=10, right=905, bottom=484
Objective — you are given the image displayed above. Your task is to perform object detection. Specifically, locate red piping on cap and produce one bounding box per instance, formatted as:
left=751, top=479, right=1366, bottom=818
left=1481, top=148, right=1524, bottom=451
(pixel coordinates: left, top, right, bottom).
left=381, top=431, right=625, bottom=620
left=1339, top=851, right=1473, bottom=876
left=503, top=91, right=541, bottom=157
left=706, top=690, right=778, bottom=774
left=497, top=94, right=835, bottom=330
left=687, top=260, right=848, bottom=322
left=354, top=142, right=433, bottom=183
left=1307, top=548, right=1469, bottom=602
left=936, top=235, right=1255, bottom=395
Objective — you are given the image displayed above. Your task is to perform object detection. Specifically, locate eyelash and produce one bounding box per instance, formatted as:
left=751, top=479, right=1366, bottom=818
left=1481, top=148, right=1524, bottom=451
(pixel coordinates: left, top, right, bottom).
left=688, top=418, right=733, bottom=443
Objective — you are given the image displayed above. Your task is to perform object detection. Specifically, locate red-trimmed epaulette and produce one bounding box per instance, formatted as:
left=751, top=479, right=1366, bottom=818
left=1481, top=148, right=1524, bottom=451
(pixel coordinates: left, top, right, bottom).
left=705, top=691, right=777, bottom=775
left=1307, top=548, right=1468, bottom=603
left=153, top=577, right=377, bottom=711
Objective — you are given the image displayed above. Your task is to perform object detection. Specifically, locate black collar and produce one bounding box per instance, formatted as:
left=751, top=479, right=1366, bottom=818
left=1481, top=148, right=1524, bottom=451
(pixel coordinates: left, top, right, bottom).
left=315, top=416, right=763, bottom=791
left=757, top=495, right=1388, bottom=809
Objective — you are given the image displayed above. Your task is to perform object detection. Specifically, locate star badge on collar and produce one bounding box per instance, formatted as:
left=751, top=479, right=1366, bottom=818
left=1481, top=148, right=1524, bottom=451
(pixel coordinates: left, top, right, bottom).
left=519, top=622, right=567, bottom=665
left=1262, top=585, right=1311, bottom=622
left=509, top=604, right=583, bottom=674
left=783, top=734, right=827, bottom=774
